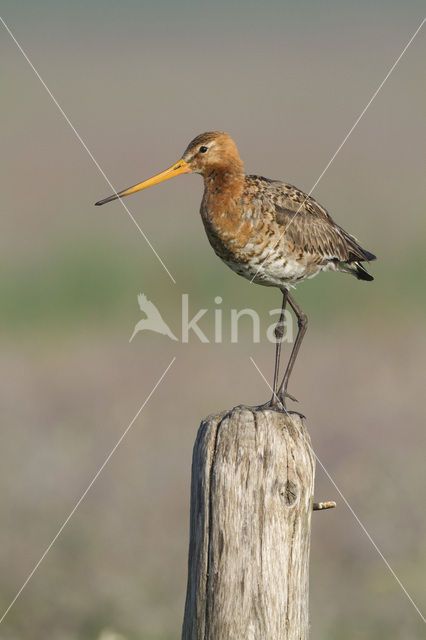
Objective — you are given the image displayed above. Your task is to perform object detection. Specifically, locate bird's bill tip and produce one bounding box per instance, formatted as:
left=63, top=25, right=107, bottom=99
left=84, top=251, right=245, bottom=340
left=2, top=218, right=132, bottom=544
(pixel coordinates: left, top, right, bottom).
left=95, top=194, right=118, bottom=206
left=94, top=158, right=191, bottom=206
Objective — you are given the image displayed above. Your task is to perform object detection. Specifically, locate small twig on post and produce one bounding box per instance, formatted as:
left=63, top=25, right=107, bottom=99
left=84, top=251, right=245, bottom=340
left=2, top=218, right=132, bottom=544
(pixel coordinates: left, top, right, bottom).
left=313, top=501, right=336, bottom=511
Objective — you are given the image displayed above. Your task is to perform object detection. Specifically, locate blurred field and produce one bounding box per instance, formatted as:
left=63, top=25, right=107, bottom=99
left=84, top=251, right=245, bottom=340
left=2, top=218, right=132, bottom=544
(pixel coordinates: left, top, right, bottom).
left=1, top=1, right=425, bottom=638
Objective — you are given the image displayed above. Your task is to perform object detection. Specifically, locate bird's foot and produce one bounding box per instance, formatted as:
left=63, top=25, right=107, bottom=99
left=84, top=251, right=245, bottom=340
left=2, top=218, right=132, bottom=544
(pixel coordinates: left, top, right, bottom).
left=254, top=399, right=285, bottom=413
left=277, top=390, right=306, bottom=417
left=256, top=389, right=298, bottom=414
left=279, top=389, right=298, bottom=403
left=251, top=400, right=305, bottom=419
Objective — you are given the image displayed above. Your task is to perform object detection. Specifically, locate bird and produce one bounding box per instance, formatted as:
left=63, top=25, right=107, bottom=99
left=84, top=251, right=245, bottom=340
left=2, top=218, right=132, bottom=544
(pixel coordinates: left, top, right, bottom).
left=96, top=131, right=376, bottom=410
left=129, top=293, right=178, bottom=342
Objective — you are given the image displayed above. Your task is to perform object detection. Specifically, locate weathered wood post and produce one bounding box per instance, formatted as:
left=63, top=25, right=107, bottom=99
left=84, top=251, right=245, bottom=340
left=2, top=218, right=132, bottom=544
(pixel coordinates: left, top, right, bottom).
left=182, top=405, right=316, bottom=639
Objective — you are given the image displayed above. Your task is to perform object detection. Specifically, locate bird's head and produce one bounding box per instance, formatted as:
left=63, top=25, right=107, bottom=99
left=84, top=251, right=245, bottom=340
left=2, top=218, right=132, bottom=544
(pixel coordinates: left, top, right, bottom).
left=95, top=131, right=243, bottom=206
left=181, top=131, right=243, bottom=175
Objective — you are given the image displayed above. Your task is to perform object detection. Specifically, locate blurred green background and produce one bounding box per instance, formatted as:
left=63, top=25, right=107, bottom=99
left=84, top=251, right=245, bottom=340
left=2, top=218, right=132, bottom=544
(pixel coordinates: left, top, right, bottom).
left=1, top=1, right=425, bottom=638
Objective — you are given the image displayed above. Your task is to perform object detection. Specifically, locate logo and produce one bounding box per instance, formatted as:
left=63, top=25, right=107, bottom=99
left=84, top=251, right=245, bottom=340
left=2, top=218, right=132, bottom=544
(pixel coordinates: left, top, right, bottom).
left=129, top=294, right=178, bottom=342
left=130, top=293, right=295, bottom=345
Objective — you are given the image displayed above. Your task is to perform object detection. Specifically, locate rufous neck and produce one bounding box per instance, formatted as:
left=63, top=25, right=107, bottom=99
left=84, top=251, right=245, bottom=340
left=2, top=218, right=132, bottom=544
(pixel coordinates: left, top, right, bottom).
left=203, top=163, right=245, bottom=194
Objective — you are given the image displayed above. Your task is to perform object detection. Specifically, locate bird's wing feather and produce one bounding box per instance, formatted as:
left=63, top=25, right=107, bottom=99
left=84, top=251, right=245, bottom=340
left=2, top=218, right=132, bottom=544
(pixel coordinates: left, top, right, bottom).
left=275, top=205, right=371, bottom=262
left=263, top=180, right=372, bottom=263
left=138, top=293, right=148, bottom=309
left=138, top=293, right=163, bottom=319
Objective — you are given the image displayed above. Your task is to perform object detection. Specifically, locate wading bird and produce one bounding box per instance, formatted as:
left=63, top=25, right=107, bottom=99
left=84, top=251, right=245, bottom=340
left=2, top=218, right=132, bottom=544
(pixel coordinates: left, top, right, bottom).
left=96, top=132, right=375, bottom=410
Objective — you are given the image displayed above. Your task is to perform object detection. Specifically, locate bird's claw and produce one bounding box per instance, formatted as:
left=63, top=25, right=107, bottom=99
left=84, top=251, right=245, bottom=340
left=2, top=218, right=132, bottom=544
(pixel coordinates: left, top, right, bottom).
left=255, top=389, right=298, bottom=413
left=280, top=390, right=298, bottom=403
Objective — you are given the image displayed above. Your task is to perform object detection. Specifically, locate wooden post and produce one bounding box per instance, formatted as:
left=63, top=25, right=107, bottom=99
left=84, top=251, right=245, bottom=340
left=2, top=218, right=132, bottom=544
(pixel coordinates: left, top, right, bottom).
left=182, top=405, right=316, bottom=640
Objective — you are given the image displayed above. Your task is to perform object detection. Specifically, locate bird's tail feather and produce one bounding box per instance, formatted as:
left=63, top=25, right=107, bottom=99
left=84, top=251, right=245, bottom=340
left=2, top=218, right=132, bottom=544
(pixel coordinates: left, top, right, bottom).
left=354, top=262, right=374, bottom=281
left=362, top=249, right=377, bottom=262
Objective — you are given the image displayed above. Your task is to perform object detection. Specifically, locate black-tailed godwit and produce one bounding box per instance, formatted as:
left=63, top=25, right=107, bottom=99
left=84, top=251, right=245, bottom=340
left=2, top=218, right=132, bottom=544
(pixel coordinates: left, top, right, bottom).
left=96, top=132, right=376, bottom=410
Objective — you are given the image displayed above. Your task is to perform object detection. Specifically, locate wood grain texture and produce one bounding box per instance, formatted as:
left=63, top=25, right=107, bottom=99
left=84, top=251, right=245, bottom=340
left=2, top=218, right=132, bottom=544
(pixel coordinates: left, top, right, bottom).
left=182, top=405, right=315, bottom=640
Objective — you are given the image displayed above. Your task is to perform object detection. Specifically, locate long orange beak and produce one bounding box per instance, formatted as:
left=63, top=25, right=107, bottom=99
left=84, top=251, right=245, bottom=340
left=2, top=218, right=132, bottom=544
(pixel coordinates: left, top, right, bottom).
left=95, top=158, right=191, bottom=206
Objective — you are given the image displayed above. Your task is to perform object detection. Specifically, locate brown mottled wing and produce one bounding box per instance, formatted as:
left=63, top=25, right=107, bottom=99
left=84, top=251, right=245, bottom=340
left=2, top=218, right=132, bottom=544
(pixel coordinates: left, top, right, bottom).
left=270, top=183, right=370, bottom=263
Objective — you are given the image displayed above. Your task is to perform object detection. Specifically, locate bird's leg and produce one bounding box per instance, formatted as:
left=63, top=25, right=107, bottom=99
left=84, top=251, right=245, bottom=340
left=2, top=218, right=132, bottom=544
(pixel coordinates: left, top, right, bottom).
left=277, top=294, right=308, bottom=405
left=269, top=288, right=288, bottom=407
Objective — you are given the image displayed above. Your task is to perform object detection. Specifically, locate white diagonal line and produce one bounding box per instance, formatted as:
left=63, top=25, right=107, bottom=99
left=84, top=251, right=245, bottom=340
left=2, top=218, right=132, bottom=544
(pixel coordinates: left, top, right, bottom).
left=312, top=450, right=425, bottom=623
left=250, top=356, right=290, bottom=417
left=0, top=16, right=176, bottom=285
left=0, top=357, right=176, bottom=626
left=249, top=356, right=426, bottom=623
left=250, top=355, right=290, bottom=416
left=250, top=17, right=426, bottom=283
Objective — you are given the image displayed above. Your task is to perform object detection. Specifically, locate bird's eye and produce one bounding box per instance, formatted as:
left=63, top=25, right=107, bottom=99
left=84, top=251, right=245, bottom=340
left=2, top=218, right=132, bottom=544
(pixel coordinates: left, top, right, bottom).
left=199, top=146, right=208, bottom=153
